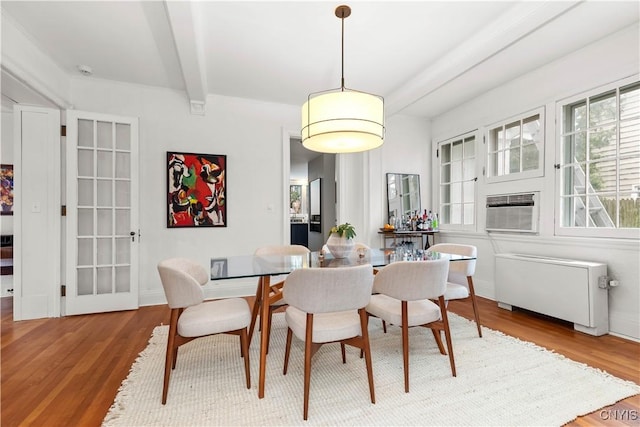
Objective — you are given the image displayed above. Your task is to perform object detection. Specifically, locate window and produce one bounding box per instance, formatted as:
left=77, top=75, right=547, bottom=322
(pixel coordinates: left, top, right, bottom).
left=559, top=80, right=640, bottom=236
left=487, top=109, right=544, bottom=182
left=437, top=132, right=477, bottom=229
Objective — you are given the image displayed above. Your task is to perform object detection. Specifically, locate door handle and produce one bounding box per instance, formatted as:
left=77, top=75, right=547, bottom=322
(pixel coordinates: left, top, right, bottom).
left=130, top=231, right=136, bottom=242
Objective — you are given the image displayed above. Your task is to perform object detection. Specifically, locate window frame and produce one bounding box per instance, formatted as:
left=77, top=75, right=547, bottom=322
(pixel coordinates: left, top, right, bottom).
left=555, top=76, right=640, bottom=239
left=485, top=107, right=545, bottom=183
left=435, top=130, right=478, bottom=232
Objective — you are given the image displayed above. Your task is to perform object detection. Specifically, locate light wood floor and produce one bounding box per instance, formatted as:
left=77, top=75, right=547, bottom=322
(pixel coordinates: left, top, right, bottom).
left=1, top=296, right=638, bottom=426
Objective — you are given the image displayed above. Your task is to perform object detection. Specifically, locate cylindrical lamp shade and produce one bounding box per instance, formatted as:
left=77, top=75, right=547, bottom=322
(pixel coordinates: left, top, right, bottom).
left=301, top=90, right=384, bottom=153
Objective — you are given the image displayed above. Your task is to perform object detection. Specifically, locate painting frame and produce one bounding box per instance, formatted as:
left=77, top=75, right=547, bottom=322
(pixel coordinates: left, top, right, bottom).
left=0, top=164, right=14, bottom=216
left=167, top=152, right=227, bottom=228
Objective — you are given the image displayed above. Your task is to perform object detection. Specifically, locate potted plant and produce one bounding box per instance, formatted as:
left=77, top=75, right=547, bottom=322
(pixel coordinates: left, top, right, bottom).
left=326, top=223, right=356, bottom=258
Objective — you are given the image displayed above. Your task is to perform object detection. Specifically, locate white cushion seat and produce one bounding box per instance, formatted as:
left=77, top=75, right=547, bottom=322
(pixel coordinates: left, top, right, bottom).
left=366, top=295, right=441, bottom=327
left=285, top=307, right=361, bottom=343
left=444, top=282, right=469, bottom=300
left=178, top=298, right=251, bottom=337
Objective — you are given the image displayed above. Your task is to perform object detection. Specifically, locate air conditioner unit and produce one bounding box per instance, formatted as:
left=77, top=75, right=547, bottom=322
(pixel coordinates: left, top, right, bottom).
left=486, top=192, right=539, bottom=233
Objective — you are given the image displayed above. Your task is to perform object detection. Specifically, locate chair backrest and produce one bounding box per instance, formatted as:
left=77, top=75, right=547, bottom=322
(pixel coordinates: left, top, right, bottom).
left=429, top=243, right=477, bottom=286
left=372, top=258, right=449, bottom=301
left=157, top=258, right=207, bottom=309
left=283, top=264, right=374, bottom=314
left=254, top=245, right=310, bottom=256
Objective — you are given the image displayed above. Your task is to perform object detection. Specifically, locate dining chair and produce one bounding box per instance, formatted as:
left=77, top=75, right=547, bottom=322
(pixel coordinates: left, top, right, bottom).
left=157, top=258, right=251, bottom=404
left=365, top=258, right=454, bottom=393
left=429, top=243, right=481, bottom=337
left=248, top=245, right=310, bottom=349
left=282, top=263, right=375, bottom=420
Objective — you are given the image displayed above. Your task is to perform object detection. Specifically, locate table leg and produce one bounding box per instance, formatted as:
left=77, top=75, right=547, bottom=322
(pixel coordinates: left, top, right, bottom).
left=258, top=275, right=270, bottom=399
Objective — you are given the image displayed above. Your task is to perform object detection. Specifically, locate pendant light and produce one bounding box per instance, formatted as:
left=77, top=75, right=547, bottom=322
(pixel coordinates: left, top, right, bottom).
left=301, top=5, right=385, bottom=154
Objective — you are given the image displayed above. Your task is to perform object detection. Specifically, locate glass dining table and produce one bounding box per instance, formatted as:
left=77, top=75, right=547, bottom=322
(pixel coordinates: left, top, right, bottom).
left=210, top=248, right=475, bottom=399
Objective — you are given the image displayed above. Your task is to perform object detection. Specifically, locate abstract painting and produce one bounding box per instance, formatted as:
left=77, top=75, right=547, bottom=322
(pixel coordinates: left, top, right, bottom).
left=0, top=164, right=13, bottom=215
left=167, top=152, right=226, bottom=227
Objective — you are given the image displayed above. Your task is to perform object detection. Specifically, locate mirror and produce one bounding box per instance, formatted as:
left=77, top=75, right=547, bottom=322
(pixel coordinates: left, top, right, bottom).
left=386, top=173, right=421, bottom=223
left=309, top=178, right=321, bottom=232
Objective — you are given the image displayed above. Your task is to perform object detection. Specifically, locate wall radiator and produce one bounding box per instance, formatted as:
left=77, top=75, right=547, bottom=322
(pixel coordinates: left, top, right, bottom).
left=495, top=254, right=608, bottom=336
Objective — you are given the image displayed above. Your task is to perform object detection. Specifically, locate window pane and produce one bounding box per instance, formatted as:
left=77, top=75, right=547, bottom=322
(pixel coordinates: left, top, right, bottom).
left=451, top=160, right=462, bottom=182
left=463, top=159, right=474, bottom=181
left=570, top=102, right=587, bottom=132
left=589, top=125, right=617, bottom=161
left=522, top=144, right=540, bottom=171
left=78, top=119, right=94, bottom=148
left=508, top=146, right=520, bottom=174
left=441, top=165, right=451, bottom=183
left=464, top=137, right=475, bottom=158
left=441, top=144, right=451, bottom=163
left=490, top=127, right=503, bottom=151
left=451, top=203, right=462, bottom=224
left=451, top=182, right=461, bottom=203
left=589, top=160, right=617, bottom=193
left=563, top=133, right=586, bottom=164
left=620, top=117, right=640, bottom=157
left=97, top=238, right=112, bottom=265
left=591, top=193, right=616, bottom=228
left=505, top=121, right=520, bottom=148
left=78, top=179, right=93, bottom=206
left=522, top=114, right=541, bottom=144
left=97, top=121, right=112, bottom=149
left=489, top=151, right=501, bottom=177
left=440, top=185, right=450, bottom=204
left=451, top=140, right=463, bottom=161
left=620, top=193, right=640, bottom=228
left=77, top=268, right=94, bottom=296
left=441, top=205, right=450, bottom=224
left=97, top=267, right=112, bottom=294
left=589, top=92, right=616, bottom=126
left=463, top=181, right=474, bottom=203
left=115, top=123, right=131, bottom=150
left=620, top=84, right=640, bottom=120
left=97, top=151, right=113, bottom=178
left=563, top=164, right=587, bottom=195
left=78, top=149, right=94, bottom=176
left=115, top=266, right=130, bottom=293
left=97, top=180, right=112, bottom=207
left=620, top=156, right=640, bottom=194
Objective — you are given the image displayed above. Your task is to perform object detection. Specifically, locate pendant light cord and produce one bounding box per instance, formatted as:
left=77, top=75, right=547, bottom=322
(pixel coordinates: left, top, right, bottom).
left=340, top=8, right=345, bottom=91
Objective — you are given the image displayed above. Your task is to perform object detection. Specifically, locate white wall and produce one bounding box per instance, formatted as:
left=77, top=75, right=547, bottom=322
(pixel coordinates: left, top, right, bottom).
left=431, top=24, right=640, bottom=340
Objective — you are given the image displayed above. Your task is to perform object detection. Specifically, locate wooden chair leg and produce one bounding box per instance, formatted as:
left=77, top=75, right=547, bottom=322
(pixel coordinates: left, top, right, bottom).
left=341, top=343, right=346, bottom=363
left=401, top=301, right=410, bottom=393
left=468, top=276, right=482, bottom=337
left=240, top=327, right=251, bottom=389
left=439, top=296, right=456, bottom=377
left=247, top=278, right=264, bottom=345
left=283, top=328, right=293, bottom=375
left=303, top=313, right=314, bottom=421
left=359, top=308, right=375, bottom=404
left=382, top=320, right=387, bottom=333
left=431, top=328, right=446, bottom=355
left=162, top=309, right=179, bottom=404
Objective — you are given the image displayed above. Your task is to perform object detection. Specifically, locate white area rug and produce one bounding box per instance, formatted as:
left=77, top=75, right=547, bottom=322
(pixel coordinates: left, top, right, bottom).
left=103, top=313, right=639, bottom=426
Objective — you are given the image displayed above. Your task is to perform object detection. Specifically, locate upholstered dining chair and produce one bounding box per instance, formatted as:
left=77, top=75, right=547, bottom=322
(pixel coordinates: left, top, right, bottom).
left=365, top=258, right=455, bottom=393
left=157, top=258, right=251, bottom=404
left=282, top=264, right=375, bottom=420
left=248, top=245, right=310, bottom=349
left=429, top=243, right=481, bottom=337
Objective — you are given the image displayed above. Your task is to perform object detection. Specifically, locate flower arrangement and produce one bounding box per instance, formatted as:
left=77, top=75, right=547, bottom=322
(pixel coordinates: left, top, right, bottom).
left=330, top=222, right=356, bottom=240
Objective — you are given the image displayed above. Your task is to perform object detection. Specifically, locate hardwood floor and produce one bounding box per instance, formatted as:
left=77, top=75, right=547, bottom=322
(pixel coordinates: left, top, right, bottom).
left=1, top=296, right=638, bottom=426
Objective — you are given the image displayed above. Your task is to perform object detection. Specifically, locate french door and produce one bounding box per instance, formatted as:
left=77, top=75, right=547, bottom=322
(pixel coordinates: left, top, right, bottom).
left=65, top=110, right=139, bottom=315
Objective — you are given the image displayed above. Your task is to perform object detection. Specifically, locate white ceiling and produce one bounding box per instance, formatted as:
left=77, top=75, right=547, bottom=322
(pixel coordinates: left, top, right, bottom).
left=2, top=1, right=638, bottom=119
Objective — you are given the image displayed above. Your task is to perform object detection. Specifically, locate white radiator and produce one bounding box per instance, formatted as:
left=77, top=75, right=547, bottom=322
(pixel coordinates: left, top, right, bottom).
left=495, top=254, right=608, bottom=336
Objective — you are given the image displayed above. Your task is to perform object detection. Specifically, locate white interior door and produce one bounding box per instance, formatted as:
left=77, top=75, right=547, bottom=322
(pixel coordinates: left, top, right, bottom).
left=65, top=110, right=139, bottom=315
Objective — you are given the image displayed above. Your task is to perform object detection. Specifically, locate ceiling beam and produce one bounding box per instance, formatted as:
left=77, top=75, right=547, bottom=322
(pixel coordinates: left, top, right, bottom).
left=164, top=1, right=208, bottom=115
left=385, top=0, right=583, bottom=117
